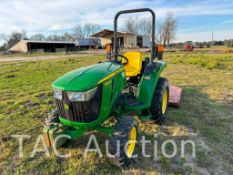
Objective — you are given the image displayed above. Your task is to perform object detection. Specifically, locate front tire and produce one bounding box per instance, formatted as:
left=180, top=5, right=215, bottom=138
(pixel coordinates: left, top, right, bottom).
left=151, top=77, right=169, bottom=124
left=109, top=116, right=137, bottom=167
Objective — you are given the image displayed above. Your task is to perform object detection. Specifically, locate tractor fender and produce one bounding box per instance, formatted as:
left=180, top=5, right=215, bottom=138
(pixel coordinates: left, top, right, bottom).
left=136, top=61, right=166, bottom=107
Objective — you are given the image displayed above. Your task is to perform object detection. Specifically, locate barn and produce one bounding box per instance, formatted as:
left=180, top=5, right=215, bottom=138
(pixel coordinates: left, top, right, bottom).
left=8, top=40, right=76, bottom=53
left=91, top=29, right=150, bottom=48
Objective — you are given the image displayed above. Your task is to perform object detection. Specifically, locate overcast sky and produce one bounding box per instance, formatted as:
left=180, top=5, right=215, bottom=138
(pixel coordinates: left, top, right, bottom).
left=0, top=0, right=233, bottom=44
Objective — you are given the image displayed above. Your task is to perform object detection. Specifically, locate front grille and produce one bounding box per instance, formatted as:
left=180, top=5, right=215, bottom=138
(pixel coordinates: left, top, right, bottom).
left=55, top=86, right=102, bottom=123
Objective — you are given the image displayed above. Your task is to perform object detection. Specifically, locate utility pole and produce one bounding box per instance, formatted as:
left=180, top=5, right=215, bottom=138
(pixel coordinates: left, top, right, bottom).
left=212, top=31, right=214, bottom=43
left=211, top=31, right=214, bottom=53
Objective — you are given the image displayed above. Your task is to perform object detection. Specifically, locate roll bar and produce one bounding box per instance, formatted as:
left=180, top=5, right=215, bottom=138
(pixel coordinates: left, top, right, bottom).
left=114, top=8, right=156, bottom=63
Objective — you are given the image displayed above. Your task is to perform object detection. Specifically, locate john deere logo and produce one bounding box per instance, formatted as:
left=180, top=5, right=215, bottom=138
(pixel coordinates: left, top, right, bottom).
left=64, top=104, right=69, bottom=110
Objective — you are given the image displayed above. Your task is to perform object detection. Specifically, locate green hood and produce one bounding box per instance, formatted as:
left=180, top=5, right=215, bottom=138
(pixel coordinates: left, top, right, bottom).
left=52, top=62, right=122, bottom=91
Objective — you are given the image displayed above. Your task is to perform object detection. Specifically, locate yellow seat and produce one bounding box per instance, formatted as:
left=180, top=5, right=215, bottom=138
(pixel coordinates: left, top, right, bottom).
left=123, top=52, right=142, bottom=77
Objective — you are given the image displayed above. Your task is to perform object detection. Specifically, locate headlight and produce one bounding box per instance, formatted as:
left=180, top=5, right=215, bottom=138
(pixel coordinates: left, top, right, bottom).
left=53, top=88, right=62, bottom=100
left=67, top=87, right=97, bottom=102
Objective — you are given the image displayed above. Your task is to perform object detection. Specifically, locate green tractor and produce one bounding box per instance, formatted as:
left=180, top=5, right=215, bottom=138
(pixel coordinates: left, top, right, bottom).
left=44, top=8, right=169, bottom=166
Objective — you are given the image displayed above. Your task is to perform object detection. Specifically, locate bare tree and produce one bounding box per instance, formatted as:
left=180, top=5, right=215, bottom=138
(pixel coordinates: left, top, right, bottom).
left=0, top=34, right=9, bottom=51
left=0, top=44, right=6, bottom=51
left=30, top=33, right=45, bottom=41
left=73, top=23, right=100, bottom=39
left=6, top=30, right=27, bottom=48
left=123, top=16, right=139, bottom=34
left=85, top=23, right=101, bottom=49
left=61, top=32, right=74, bottom=41
left=83, top=23, right=101, bottom=38
left=73, top=23, right=101, bottom=48
left=162, top=12, right=177, bottom=47
left=85, top=23, right=100, bottom=49
left=138, top=17, right=152, bottom=36
left=123, top=16, right=153, bottom=36
left=73, top=24, right=85, bottom=38
left=46, top=34, right=62, bottom=41
left=156, top=22, right=165, bottom=44
left=32, top=33, right=73, bottom=42
left=10, top=31, right=27, bottom=41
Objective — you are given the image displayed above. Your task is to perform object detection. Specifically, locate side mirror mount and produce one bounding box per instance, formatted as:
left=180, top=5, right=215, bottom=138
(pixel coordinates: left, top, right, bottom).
left=157, top=44, right=164, bottom=60
left=105, top=43, right=112, bottom=61
left=105, top=43, right=112, bottom=53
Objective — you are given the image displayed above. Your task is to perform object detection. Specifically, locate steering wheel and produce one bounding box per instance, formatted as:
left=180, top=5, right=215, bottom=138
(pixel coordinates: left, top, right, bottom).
left=109, top=54, right=129, bottom=65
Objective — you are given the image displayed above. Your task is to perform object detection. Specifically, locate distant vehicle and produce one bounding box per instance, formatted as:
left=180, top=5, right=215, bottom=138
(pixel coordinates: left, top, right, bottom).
left=194, top=42, right=211, bottom=48
left=184, top=41, right=194, bottom=51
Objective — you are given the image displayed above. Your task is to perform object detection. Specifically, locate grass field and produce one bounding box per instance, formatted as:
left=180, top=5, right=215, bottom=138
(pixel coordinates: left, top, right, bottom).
left=0, top=50, right=233, bottom=174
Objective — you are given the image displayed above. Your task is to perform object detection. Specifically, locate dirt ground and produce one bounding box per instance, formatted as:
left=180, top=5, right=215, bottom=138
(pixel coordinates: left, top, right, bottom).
left=0, top=48, right=149, bottom=62
left=0, top=53, right=93, bottom=62
left=0, top=50, right=104, bottom=62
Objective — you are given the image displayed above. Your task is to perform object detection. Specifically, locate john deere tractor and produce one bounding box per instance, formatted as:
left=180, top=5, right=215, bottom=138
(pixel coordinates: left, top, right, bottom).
left=44, top=8, right=169, bottom=166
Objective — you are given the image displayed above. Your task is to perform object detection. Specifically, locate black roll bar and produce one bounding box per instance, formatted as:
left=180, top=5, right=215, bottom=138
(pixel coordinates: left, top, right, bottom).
left=114, top=8, right=156, bottom=63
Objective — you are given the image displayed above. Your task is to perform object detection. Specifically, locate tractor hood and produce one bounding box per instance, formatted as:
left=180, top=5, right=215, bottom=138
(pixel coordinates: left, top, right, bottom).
left=52, top=62, right=122, bottom=91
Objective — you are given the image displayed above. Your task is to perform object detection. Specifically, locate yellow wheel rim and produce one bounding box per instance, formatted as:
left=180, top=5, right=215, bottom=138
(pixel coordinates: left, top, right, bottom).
left=162, top=88, right=168, bottom=114
left=126, top=127, right=137, bottom=157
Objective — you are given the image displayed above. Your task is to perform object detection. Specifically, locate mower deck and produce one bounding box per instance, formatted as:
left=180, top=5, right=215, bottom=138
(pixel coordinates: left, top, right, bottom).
left=168, top=85, right=182, bottom=107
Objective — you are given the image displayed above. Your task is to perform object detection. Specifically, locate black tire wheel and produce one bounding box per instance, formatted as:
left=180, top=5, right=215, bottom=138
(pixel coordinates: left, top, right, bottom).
left=109, top=116, right=137, bottom=167
left=151, top=77, right=169, bottom=125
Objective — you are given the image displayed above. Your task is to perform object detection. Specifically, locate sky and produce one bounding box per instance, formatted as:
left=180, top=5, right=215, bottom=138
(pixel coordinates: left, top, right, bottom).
left=0, top=0, right=233, bottom=45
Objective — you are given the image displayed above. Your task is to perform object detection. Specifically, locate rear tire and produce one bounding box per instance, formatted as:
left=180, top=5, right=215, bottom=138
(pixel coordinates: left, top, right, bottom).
left=151, top=77, right=169, bottom=124
left=109, top=116, right=137, bottom=167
